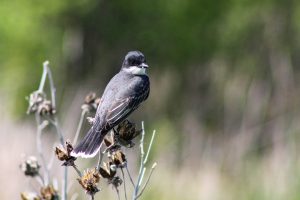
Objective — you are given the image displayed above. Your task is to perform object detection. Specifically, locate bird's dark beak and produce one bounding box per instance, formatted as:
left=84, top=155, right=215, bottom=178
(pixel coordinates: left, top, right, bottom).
left=139, top=63, right=149, bottom=68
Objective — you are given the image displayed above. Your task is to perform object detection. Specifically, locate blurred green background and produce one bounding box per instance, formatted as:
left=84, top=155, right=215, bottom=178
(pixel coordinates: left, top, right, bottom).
left=1, top=0, right=300, bottom=199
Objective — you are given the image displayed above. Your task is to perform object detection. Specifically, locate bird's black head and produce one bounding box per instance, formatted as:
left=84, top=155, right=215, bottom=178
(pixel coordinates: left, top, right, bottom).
left=122, top=51, right=149, bottom=74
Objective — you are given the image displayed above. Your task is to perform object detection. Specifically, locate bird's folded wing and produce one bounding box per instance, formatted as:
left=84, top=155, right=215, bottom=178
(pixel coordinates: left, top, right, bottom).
left=106, top=97, right=132, bottom=124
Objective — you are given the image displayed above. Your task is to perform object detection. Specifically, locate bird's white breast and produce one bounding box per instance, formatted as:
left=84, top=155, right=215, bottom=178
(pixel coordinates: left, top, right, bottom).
left=124, top=66, right=146, bottom=75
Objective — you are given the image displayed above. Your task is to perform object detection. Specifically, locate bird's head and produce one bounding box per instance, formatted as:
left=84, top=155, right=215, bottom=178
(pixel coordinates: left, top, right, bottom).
left=122, top=51, right=149, bottom=75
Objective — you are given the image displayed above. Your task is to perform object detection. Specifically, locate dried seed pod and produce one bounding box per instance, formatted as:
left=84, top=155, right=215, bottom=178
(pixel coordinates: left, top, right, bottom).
left=38, top=100, right=56, bottom=115
left=21, top=192, right=41, bottom=200
left=20, top=156, right=40, bottom=177
left=108, top=176, right=123, bottom=188
left=77, top=168, right=101, bottom=196
left=26, top=91, right=46, bottom=114
left=99, top=161, right=117, bottom=179
left=110, top=150, right=126, bottom=168
left=27, top=91, right=56, bottom=115
left=81, top=92, right=101, bottom=112
left=54, top=141, right=76, bottom=166
left=40, top=185, right=59, bottom=200
left=115, top=120, right=141, bottom=147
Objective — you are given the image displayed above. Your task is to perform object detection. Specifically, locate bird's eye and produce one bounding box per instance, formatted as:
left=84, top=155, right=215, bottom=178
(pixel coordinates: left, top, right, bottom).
left=129, top=57, right=140, bottom=66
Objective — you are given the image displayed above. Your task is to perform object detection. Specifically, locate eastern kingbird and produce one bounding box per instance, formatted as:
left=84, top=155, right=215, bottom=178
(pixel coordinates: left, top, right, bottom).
left=71, top=51, right=150, bottom=158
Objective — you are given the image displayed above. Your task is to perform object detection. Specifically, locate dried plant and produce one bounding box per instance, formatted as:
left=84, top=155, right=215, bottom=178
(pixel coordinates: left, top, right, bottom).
left=21, top=61, right=157, bottom=200
left=77, top=168, right=101, bottom=198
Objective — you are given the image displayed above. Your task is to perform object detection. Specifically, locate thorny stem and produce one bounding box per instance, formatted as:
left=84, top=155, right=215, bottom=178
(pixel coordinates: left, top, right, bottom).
left=73, top=109, right=88, bottom=145
left=121, top=168, right=128, bottom=200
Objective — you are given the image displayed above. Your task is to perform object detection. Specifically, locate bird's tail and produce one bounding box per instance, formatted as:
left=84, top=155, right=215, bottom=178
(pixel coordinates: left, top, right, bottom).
left=71, top=127, right=106, bottom=158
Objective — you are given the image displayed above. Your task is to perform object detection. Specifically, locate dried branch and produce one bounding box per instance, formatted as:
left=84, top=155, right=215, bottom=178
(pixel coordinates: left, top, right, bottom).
left=121, top=168, right=128, bottom=200
left=131, top=122, right=157, bottom=200
left=73, top=109, right=88, bottom=145
left=136, top=163, right=157, bottom=199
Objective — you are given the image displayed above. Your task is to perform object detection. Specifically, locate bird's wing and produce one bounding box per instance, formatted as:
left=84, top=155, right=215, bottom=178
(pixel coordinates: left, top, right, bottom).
left=105, top=85, right=149, bottom=126
left=105, top=96, right=138, bottom=125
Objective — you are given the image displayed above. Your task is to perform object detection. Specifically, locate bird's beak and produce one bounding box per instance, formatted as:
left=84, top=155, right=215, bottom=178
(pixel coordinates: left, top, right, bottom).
left=139, top=63, right=149, bottom=68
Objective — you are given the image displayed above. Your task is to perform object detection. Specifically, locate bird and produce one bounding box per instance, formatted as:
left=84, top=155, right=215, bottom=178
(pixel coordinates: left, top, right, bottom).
left=71, top=50, right=150, bottom=158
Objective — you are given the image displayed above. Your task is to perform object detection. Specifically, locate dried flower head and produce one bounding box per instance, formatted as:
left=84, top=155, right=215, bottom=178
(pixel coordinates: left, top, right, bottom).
left=37, top=100, right=55, bottom=115
left=26, top=91, right=56, bottom=115
left=26, top=91, right=45, bottom=114
left=99, top=162, right=123, bottom=189
left=20, top=156, right=40, bottom=177
left=110, top=150, right=127, bottom=168
left=99, top=161, right=117, bottom=179
left=40, top=185, right=59, bottom=200
left=21, top=192, right=41, bottom=200
left=77, top=168, right=101, bottom=196
left=103, top=134, right=121, bottom=154
left=55, top=141, right=76, bottom=166
left=81, top=92, right=101, bottom=112
left=115, top=120, right=141, bottom=147
left=108, top=176, right=123, bottom=188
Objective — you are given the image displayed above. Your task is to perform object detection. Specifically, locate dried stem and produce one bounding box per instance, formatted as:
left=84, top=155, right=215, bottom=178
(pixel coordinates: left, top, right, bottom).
left=52, top=117, right=65, bottom=145
left=125, top=166, right=135, bottom=188
left=35, top=173, right=45, bottom=186
left=73, top=109, right=88, bottom=145
left=38, top=61, right=48, bottom=93
left=36, top=62, right=68, bottom=200
left=132, top=121, right=145, bottom=200
left=47, top=143, right=58, bottom=170
left=143, top=130, right=156, bottom=165
left=97, top=150, right=104, bottom=170
left=138, top=167, right=146, bottom=188
left=44, top=61, right=56, bottom=110
left=51, top=117, right=67, bottom=200
left=132, top=122, right=157, bottom=200
left=70, top=193, right=79, bottom=200
left=136, top=163, right=157, bottom=199
left=35, top=113, right=49, bottom=186
left=72, top=165, right=82, bottom=177
left=115, top=187, right=121, bottom=200
left=121, top=168, right=128, bottom=200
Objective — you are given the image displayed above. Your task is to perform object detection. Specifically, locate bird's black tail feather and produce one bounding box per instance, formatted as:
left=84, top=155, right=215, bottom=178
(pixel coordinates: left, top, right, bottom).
left=71, top=127, right=106, bottom=158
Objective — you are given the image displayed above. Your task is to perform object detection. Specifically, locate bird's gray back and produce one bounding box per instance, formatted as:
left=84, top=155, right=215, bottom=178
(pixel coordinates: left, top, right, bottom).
left=93, top=70, right=149, bottom=132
